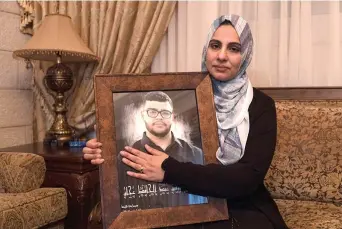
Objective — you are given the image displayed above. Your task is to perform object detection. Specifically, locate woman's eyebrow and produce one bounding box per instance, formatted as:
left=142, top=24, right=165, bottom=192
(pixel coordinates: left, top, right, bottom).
left=209, top=39, right=221, bottom=43
left=228, top=42, right=241, bottom=46
left=210, top=39, right=241, bottom=46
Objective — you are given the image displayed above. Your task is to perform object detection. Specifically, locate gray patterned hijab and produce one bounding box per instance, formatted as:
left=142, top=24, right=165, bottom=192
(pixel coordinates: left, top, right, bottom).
left=201, top=15, right=254, bottom=165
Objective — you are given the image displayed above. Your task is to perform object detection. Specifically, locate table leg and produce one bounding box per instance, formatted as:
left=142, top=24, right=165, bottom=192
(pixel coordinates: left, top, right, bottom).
left=43, top=170, right=100, bottom=229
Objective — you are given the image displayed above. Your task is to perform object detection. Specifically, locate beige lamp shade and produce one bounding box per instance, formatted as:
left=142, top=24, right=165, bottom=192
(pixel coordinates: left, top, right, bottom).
left=13, top=14, right=99, bottom=62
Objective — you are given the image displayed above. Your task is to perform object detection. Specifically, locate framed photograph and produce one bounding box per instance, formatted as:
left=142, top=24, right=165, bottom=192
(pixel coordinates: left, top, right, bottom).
left=94, top=72, right=228, bottom=229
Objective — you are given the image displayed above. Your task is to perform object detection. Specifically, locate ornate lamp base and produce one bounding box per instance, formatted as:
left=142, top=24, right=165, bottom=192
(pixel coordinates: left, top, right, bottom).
left=44, top=132, right=74, bottom=147
left=43, top=57, right=74, bottom=147
left=44, top=116, right=74, bottom=146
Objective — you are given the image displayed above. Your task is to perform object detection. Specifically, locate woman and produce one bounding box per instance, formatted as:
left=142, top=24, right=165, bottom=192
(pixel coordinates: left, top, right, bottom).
left=83, top=14, right=288, bottom=229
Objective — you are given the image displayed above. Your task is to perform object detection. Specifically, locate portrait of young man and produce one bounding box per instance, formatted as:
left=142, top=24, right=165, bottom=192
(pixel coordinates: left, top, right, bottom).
left=114, top=91, right=207, bottom=211
left=132, top=91, right=203, bottom=164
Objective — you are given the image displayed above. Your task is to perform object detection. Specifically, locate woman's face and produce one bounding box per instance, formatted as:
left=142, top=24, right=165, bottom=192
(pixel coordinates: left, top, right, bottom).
left=205, top=24, right=242, bottom=81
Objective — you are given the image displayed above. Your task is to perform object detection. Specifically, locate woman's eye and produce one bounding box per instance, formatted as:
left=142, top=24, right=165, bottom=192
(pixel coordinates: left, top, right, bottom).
left=229, top=45, right=241, bottom=53
left=209, top=43, right=220, bottom=50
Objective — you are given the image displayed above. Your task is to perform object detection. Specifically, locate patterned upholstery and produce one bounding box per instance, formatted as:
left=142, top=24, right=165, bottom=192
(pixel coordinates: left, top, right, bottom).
left=265, top=100, right=342, bottom=228
left=0, top=188, right=67, bottom=229
left=275, top=199, right=342, bottom=229
left=0, top=152, right=46, bottom=193
left=0, top=183, right=5, bottom=193
left=0, top=152, right=67, bottom=229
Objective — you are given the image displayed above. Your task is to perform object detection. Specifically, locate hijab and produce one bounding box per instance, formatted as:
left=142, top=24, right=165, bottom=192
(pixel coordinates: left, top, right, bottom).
left=201, top=15, right=254, bottom=165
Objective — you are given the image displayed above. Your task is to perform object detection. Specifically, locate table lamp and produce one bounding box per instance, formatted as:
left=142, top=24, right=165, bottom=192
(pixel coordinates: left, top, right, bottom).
left=13, top=14, right=99, bottom=146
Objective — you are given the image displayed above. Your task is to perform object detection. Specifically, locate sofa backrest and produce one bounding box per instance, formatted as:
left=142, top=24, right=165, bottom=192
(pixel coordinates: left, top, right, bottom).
left=261, top=88, right=342, bottom=206
left=0, top=152, right=46, bottom=193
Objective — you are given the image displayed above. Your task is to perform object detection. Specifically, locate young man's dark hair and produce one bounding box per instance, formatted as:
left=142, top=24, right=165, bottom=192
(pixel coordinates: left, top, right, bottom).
left=143, top=91, right=173, bottom=109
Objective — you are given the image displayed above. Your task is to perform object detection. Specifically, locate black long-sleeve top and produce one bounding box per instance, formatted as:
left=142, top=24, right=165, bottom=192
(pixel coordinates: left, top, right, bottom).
left=161, top=88, right=288, bottom=229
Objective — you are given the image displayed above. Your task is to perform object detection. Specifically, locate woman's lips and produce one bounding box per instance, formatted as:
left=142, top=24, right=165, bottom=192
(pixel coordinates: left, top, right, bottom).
left=213, top=65, right=229, bottom=71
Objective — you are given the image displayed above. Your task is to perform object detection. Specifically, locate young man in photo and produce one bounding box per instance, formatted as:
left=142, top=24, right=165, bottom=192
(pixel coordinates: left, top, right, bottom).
left=132, top=91, right=203, bottom=164
left=118, top=91, right=206, bottom=211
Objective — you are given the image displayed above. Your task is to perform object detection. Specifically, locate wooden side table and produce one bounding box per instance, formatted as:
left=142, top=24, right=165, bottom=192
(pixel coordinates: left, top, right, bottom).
left=0, top=142, right=100, bottom=229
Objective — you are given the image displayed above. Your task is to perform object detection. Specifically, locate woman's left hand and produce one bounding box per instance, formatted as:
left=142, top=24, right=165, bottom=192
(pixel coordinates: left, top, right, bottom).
left=120, top=144, right=169, bottom=182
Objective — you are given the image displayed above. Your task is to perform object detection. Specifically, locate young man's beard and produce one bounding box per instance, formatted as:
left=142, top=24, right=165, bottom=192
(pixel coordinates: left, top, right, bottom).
left=146, top=125, right=172, bottom=138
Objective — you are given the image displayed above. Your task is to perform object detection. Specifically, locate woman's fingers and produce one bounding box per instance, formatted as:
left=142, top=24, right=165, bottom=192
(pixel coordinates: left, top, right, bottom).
left=120, top=151, right=145, bottom=165
left=120, top=150, right=146, bottom=167
left=83, top=149, right=102, bottom=160
left=126, top=171, right=149, bottom=180
left=83, top=137, right=104, bottom=165
left=120, top=146, right=166, bottom=182
left=83, top=146, right=101, bottom=154
left=124, top=146, right=149, bottom=160
left=86, top=138, right=102, bottom=148
left=91, top=158, right=105, bottom=165
left=144, top=144, right=162, bottom=156
left=83, top=137, right=103, bottom=164
left=121, top=157, right=144, bottom=172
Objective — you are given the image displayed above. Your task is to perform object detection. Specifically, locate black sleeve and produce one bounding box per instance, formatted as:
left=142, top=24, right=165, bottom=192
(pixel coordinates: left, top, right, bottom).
left=162, top=98, right=277, bottom=200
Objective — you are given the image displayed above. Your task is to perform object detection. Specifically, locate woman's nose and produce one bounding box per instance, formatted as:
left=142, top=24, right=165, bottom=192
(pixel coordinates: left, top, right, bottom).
left=217, top=48, right=228, bottom=61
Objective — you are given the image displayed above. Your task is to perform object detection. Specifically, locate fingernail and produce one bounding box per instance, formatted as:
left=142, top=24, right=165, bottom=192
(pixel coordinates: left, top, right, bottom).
left=96, top=154, right=102, bottom=159
left=99, top=159, right=105, bottom=163
left=97, top=143, right=102, bottom=147
left=120, top=151, right=124, bottom=156
left=96, top=149, right=102, bottom=154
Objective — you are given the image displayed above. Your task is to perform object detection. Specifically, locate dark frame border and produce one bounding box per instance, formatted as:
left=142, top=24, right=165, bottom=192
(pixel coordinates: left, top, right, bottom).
left=94, top=72, right=228, bottom=229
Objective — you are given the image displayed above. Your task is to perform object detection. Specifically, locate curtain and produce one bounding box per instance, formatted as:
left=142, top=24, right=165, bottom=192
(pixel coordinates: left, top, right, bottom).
left=18, top=0, right=34, bottom=34
left=152, top=1, right=342, bottom=87
left=19, top=1, right=176, bottom=141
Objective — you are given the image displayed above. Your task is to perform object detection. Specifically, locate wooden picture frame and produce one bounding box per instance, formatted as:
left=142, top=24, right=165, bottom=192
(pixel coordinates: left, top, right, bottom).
left=94, top=72, right=228, bottom=229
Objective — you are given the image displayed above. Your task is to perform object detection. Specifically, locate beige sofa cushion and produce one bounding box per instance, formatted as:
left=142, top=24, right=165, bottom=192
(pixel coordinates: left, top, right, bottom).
left=265, top=100, right=342, bottom=204
left=0, top=188, right=67, bottom=229
left=0, top=152, right=46, bottom=193
left=0, top=183, right=5, bottom=193
left=275, top=199, right=342, bottom=229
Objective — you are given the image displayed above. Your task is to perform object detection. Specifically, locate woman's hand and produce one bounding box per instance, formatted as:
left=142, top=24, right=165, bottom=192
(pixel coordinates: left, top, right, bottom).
left=120, top=144, right=169, bottom=182
left=83, top=138, right=104, bottom=165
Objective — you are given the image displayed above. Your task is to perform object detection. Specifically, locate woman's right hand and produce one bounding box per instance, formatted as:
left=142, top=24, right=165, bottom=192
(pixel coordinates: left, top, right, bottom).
left=83, top=138, right=104, bottom=165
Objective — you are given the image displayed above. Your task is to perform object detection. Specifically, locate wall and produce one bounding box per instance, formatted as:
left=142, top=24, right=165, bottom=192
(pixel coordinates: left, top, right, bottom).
left=0, top=2, right=33, bottom=148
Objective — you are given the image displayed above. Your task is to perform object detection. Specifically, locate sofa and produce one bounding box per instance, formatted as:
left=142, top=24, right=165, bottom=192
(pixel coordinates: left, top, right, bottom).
left=88, top=87, right=342, bottom=229
left=262, top=87, right=342, bottom=229
left=0, top=152, right=68, bottom=229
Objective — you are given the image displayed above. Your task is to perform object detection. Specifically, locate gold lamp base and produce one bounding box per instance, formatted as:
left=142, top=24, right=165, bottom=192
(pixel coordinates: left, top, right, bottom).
left=44, top=116, right=74, bottom=146
left=43, top=56, right=75, bottom=147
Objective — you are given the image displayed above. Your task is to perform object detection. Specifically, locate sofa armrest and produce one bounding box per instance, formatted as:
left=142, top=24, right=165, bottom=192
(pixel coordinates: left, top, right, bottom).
left=0, top=152, right=46, bottom=193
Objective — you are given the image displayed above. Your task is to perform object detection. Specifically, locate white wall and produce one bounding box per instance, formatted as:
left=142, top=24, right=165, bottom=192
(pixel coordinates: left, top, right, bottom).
left=0, top=2, right=33, bottom=148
